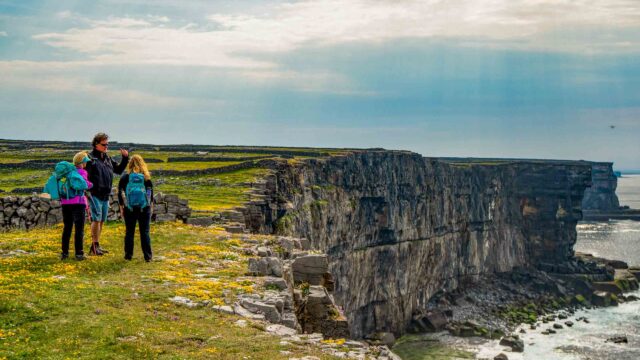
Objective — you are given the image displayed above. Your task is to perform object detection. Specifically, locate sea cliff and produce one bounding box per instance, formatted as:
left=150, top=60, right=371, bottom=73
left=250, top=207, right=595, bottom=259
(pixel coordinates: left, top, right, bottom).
left=243, top=151, right=593, bottom=337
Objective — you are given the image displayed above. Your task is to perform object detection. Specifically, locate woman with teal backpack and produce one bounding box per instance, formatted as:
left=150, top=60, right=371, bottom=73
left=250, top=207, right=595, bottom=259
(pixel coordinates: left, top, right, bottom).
left=117, top=154, right=153, bottom=262
left=42, top=152, right=92, bottom=260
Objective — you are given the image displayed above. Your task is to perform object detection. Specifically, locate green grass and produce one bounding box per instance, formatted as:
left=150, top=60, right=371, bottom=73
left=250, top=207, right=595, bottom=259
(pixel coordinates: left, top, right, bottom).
left=0, top=169, right=50, bottom=192
left=155, top=168, right=270, bottom=213
left=148, top=161, right=244, bottom=171
left=0, top=222, right=339, bottom=360
left=392, top=335, right=473, bottom=360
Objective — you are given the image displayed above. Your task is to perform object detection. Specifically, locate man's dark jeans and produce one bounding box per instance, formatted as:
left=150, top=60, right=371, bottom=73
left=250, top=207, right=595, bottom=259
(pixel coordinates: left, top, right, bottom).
left=61, top=204, right=86, bottom=256
left=124, top=206, right=152, bottom=261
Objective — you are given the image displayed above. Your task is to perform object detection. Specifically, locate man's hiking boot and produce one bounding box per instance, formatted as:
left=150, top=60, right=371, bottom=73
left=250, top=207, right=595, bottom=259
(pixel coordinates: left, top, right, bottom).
left=97, top=245, right=109, bottom=254
left=60, top=253, right=69, bottom=260
left=89, top=243, right=104, bottom=256
left=75, top=254, right=86, bottom=261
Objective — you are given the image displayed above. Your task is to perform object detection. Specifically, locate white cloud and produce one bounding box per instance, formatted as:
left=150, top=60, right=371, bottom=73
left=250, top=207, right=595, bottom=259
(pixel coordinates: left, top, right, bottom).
left=0, top=31, right=7, bottom=37
left=32, top=0, right=640, bottom=70
left=13, top=0, right=640, bottom=96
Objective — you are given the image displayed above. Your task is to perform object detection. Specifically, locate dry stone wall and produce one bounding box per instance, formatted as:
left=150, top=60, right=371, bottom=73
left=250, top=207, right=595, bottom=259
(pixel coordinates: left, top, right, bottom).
left=0, top=191, right=191, bottom=231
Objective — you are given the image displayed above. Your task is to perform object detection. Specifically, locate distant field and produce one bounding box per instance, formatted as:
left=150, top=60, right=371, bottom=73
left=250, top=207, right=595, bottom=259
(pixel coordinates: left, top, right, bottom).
left=0, top=140, right=325, bottom=214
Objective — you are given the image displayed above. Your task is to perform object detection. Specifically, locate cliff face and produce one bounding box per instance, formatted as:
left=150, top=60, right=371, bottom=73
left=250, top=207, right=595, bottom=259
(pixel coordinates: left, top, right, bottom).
left=247, top=151, right=592, bottom=338
left=582, top=162, right=620, bottom=212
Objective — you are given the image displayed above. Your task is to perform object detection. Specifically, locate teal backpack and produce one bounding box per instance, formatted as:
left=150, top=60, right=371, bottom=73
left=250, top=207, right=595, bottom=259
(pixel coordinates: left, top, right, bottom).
left=43, top=162, right=88, bottom=200
left=125, top=173, right=148, bottom=210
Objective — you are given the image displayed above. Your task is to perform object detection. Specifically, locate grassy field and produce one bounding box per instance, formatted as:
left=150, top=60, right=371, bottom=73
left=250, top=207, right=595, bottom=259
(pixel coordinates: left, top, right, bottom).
left=0, top=146, right=271, bottom=215
left=0, top=142, right=349, bottom=359
left=0, top=222, right=339, bottom=360
left=0, top=169, right=50, bottom=192
left=147, top=161, right=244, bottom=171
left=155, top=168, right=270, bottom=213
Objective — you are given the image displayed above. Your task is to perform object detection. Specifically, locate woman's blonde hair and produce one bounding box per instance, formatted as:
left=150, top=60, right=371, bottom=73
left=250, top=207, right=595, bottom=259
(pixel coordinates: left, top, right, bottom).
left=127, top=154, right=151, bottom=180
left=73, top=151, right=88, bottom=166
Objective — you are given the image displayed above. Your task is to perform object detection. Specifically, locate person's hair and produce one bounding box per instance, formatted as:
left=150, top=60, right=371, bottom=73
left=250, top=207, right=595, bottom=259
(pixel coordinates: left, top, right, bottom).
left=92, top=133, right=109, bottom=147
left=73, top=151, right=88, bottom=166
left=127, top=154, right=151, bottom=180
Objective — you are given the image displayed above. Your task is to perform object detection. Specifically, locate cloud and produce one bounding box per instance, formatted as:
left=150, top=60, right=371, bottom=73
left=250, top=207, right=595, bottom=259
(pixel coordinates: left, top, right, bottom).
left=0, top=31, right=7, bottom=37
left=0, top=64, right=196, bottom=108
left=31, top=0, right=640, bottom=71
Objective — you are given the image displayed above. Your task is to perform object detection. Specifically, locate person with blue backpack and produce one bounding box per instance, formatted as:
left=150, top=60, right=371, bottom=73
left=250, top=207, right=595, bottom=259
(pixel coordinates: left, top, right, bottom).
left=117, top=154, right=153, bottom=262
left=42, top=152, right=93, bottom=260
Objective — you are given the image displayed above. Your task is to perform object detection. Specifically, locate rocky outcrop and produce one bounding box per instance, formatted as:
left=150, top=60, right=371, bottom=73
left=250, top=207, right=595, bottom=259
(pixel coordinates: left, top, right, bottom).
left=582, top=162, right=620, bottom=212
left=244, top=151, right=593, bottom=338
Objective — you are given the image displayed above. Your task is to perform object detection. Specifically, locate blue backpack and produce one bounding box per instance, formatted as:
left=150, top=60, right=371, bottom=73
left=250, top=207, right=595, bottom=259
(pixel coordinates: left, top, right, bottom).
left=125, top=173, right=148, bottom=210
left=43, top=162, right=88, bottom=200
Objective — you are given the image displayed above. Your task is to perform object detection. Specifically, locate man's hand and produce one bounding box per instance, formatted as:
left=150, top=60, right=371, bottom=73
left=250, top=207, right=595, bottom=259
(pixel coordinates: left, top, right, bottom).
left=120, top=149, right=129, bottom=157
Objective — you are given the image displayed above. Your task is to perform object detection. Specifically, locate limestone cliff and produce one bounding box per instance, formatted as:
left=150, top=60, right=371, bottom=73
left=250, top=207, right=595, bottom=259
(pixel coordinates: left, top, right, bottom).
left=244, top=151, right=592, bottom=338
left=582, top=162, right=620, bottom=212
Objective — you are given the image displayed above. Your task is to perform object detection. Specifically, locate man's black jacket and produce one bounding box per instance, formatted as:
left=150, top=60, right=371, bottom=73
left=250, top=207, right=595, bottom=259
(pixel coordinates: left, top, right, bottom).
left=86, top=149, right=129, bottom=201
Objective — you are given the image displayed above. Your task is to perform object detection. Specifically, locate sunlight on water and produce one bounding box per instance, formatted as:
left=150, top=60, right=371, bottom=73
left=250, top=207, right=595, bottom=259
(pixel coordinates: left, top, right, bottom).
left=475, top=291, right=640, bottom=360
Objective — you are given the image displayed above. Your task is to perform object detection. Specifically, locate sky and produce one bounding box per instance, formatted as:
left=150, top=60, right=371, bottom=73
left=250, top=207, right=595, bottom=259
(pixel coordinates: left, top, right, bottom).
left=0, top=0, right=639, bottom=169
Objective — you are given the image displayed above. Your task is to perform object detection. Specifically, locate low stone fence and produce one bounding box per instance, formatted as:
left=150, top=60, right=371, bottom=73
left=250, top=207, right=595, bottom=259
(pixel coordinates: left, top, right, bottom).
left=0, top=191, right=191, bottom=231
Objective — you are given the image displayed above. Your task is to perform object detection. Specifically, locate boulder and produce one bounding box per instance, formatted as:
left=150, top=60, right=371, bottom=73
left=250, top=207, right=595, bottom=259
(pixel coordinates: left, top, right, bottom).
left=592, top=282, right=622, bottom=295
left=499, top=336, right=524, bottom=352
left=292, top=254, right=328, bottom=285
left=232, top=303, right=266, bottom=321
left=240, top=298, right=282, bottom=323
left=248, top=257, right=282, bottom=277
left=423, top=310, right=448, bottom=331
left=494, top=354, right=509, bottom=360
left=606, top=336, right=628, bottom=344
left=264, top=277, right=288, bottom=291
left=257, top=246, right=272, bottom=257
left=591, top=291, right=615, bottom=307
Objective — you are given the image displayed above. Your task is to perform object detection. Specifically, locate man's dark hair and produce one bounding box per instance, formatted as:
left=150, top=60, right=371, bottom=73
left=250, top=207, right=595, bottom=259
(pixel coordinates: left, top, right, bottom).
left=92, top=133, right=109, bottom=147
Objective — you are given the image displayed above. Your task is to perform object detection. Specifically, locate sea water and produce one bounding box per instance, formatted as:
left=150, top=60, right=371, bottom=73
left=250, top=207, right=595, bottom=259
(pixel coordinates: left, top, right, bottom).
left=475, top=174, right=640, bottom=359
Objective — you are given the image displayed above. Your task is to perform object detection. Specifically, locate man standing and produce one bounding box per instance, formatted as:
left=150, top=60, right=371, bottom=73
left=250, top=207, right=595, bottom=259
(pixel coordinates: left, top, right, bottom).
left=86, top=133, right=129, bottom=255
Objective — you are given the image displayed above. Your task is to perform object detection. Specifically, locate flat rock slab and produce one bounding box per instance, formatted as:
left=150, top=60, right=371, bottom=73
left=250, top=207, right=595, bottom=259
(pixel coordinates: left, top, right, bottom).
left=169, top=296, right=201, bottom=308
left=266, top=324, right=298, bottom=336
left=233, top=303, right=266, bottom=321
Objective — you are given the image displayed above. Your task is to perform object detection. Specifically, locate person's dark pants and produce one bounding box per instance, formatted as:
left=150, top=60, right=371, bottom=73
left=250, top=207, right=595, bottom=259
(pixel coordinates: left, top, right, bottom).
left=61, top=204, right=86, bottom=256
left=124, top=206, right=152, bottom=261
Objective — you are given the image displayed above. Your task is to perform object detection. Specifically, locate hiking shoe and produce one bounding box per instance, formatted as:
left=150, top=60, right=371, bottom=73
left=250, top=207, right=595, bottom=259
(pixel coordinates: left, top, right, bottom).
left=96, top=243, right=109, bottom=254
left=89, top=243, right=104, bottom=256
left=75, top=254, right=86, bottom=261
left=124, top=256, right=132, bottom=261
left=98, top=247, right=109, bottom=254
left=60, top=253, right=69, bottom=260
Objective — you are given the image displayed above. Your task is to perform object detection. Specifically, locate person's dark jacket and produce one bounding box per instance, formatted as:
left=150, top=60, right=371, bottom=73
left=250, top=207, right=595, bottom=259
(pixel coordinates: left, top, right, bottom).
left=86, top=149, right=129, bottom=201
left=117, top=173, right=154, bottom=209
